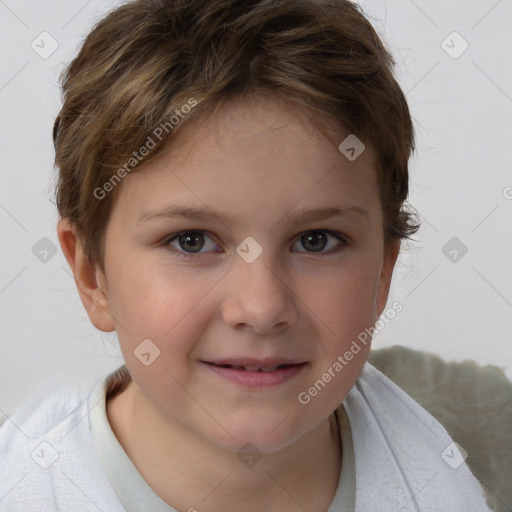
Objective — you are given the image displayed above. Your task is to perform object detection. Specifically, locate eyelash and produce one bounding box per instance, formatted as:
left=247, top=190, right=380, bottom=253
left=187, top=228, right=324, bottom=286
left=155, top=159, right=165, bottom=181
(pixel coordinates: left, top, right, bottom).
left=161, top=230, right=349, bottom=259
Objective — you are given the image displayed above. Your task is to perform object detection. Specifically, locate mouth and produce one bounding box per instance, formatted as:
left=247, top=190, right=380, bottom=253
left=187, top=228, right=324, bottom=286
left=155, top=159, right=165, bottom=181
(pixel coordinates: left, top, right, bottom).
left=201, top=358, right=308, bottom=388
left=207, top=362, right=300, bottom=372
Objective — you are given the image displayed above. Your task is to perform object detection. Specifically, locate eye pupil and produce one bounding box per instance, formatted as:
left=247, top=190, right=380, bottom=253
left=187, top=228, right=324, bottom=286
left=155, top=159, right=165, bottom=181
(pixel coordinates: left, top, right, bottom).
left=179, top=232, right=204, bottom=252
left=302, top=232, right=327, bottom=252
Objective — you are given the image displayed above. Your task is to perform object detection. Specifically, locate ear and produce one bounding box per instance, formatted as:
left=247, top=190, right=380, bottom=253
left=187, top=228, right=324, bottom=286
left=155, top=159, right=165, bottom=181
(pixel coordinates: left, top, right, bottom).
left=375, top=238, right=400, bottom=319
left=57, top=218, right=115, bottom=332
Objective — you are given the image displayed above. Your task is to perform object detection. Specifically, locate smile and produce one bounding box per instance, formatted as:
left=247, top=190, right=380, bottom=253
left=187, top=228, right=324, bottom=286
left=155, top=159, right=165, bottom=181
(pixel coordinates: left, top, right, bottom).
left=211, top=363, right=295, bottom=372
left=202, top=360, right=308, bottom=388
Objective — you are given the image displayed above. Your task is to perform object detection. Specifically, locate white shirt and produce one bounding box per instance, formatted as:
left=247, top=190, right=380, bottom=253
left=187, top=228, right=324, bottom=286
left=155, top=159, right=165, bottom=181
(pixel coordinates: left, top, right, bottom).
left=0, top=364, right=355, bottom=511
left=0, top=362, right=492, bottom=511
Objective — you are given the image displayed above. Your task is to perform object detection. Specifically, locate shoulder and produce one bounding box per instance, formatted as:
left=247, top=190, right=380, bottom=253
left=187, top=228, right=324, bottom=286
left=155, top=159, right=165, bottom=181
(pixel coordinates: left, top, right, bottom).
left=0, top=373, right=122, bottom=511
left=368, top=345, right=512, bottom=511
left=0, top=381, right=91, bottom=451
left=0, top=376, right=94, bottom=442
left=0, top=384, right=86, bottom=508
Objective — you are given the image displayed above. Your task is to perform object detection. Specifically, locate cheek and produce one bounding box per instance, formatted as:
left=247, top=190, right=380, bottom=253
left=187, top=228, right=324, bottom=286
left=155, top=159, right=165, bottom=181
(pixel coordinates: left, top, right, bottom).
left=294, top=266, right=378, bottom=414
left=107, top=256, right=181, bottom=327
left=296, top=260, right=381, bottom=345
left=106, top=259, right=218, bottom=359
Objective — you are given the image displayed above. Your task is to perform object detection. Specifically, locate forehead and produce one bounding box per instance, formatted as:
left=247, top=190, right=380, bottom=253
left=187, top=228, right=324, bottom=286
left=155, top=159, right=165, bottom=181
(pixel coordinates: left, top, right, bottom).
left=167, top=94, right=369, bottom=163
left=109, top=95, right=381, bottom=227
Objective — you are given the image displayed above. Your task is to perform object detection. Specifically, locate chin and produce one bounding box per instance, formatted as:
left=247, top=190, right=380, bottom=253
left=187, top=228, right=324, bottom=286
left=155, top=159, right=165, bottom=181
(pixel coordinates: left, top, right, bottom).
left=210, top=414, right=310, bottom=455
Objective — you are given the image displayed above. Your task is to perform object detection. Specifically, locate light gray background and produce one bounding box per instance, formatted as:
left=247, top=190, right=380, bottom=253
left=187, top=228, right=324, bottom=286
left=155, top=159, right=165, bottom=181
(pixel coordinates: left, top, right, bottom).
left=1, top=0, right=511, bottom=420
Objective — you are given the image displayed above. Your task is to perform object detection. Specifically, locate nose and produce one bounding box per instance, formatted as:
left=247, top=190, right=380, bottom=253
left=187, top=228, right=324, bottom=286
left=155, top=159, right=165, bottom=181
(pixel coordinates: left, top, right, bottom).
left=221, top=254, right=299, bottom=336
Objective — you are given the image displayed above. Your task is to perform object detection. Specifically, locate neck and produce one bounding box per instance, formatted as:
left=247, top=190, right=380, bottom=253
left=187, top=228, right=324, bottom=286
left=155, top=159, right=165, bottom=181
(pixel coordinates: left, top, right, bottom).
left=107, top=380, right=342, bottom=512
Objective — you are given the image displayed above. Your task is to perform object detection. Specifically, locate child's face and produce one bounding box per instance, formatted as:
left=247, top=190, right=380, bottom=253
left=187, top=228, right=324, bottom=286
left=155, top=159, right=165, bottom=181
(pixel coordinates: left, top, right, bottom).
left=97, top=95, right=397, bottom=452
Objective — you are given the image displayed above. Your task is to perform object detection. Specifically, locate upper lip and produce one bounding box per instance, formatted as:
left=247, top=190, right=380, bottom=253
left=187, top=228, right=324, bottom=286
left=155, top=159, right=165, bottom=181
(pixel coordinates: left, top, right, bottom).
left=203, top=357, right=306, bottom=368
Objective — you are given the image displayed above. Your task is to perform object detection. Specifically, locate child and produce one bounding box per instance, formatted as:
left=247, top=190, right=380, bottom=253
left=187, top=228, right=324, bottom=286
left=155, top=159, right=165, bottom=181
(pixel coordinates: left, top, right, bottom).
left=0, top=0, right=497, bottom=510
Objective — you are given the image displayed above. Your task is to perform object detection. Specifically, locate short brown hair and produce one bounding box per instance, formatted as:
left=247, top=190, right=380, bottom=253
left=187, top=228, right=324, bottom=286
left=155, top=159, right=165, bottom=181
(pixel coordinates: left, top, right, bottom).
left=53, top=0, right=419, bottom=269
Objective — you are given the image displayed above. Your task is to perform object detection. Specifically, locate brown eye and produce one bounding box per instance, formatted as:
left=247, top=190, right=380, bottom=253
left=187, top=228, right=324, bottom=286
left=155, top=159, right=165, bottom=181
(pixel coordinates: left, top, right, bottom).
left=293, top=230, right=347, bottom=254
left=164, top=231, right=219, bottom=258
left=175, top=232, right=204, bottom=253
left=301, top=232, right=328, bottom=252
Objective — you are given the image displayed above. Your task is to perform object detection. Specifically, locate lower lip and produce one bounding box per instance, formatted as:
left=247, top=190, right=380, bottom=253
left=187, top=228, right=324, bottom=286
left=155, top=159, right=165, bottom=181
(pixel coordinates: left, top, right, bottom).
left=203, top=362, right=307, bottom=388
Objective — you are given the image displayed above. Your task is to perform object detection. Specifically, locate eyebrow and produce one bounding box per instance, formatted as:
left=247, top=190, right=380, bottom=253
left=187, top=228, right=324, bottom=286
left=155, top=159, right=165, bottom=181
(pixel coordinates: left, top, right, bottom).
left=137, top=204, right=370, bottom=227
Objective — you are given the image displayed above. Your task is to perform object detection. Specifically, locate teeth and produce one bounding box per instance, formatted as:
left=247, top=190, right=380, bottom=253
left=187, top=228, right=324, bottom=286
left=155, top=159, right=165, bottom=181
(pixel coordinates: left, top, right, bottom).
left=260, top=366, right=281, bottom=372
left=213, top=363, right=291, bottom=371
left=243, top=365, right=281, bottom=372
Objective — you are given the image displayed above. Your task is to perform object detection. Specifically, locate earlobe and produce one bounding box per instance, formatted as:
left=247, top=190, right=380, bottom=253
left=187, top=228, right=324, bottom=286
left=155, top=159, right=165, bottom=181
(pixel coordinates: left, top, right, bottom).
left=57, top=218, right=116, bottom=332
